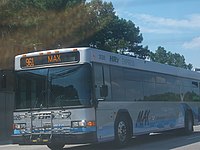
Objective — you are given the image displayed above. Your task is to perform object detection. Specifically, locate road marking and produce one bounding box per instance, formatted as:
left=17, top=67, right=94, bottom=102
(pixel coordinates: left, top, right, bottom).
left=0, top=144, right=17, bottom=148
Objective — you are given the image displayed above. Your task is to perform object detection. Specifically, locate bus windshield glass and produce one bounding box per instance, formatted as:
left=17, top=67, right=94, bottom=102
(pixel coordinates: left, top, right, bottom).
left=15, top=63, right=92, bottom=109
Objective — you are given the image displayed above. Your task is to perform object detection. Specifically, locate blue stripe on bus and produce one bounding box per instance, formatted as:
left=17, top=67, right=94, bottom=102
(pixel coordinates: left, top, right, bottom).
left=14, top=127, right=96, bottom=135
left=136, top=119, right=178, bottom=129
left=70, top=127, right=96, bottom=133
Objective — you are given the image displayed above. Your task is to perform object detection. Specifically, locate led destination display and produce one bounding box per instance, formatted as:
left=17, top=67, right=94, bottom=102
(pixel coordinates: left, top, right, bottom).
left=20, top=51, right=80, bottom=68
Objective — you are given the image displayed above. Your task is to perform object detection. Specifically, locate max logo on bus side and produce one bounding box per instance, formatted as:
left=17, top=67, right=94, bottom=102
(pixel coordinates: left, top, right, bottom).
left=136, top=110, right=150, bottom=127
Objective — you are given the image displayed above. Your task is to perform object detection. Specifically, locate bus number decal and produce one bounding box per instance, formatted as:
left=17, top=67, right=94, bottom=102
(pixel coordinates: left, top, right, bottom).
left=136, top=109, right=150, bottom=127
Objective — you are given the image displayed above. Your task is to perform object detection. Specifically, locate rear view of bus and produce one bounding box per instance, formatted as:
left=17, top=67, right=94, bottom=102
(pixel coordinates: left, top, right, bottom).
left=12, top=48, right=96, bottom=149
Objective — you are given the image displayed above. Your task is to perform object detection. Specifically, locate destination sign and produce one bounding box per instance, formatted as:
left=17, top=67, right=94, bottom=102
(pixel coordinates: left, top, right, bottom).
left=20, top=51, right=80, bottom=68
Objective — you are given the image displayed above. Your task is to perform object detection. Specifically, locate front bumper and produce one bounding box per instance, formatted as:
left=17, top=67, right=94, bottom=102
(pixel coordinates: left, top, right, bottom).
left=12, top=132, right=97, bottom=145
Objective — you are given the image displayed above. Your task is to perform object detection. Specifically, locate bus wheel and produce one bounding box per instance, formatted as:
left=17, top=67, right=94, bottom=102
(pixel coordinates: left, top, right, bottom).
left=115, top=116, right=131, bottom=146
left=184, top=111, right=193, bottom=134
left=47, top=143, right=65, bottom=150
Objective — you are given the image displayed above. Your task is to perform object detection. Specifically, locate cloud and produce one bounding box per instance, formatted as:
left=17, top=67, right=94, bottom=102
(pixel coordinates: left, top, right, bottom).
left=134, top=14, right=200, bottom=28
left=140, top=27, right=181, bottom=34
left=125, top=13, right=200, bottom=34
left=182, top=36, right=200, bottom=49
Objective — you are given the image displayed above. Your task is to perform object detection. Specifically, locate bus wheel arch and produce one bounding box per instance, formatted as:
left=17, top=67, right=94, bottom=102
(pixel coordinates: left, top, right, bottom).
left=114, top=110, right=133, bottom=146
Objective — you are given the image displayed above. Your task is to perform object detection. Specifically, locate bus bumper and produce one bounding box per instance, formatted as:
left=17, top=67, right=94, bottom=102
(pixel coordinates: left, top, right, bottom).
left=12, top=132, right=97, bottom=145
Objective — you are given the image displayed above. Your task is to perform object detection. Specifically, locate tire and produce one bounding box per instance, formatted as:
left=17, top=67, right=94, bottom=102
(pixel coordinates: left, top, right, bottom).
left=114, top=116, right=131, bottom=147
left=47, top=143, right=65, bottom=150
left=184, top=111, right=193, bottom=134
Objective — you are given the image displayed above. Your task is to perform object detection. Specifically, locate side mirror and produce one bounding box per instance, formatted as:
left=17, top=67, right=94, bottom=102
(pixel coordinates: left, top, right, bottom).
left=1, top=74, right=6, bottom=88
left=100, top=84, right=108, bottom=98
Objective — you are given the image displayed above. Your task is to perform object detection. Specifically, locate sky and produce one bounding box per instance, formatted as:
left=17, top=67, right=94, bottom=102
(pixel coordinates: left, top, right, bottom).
left=88, top=0, right=200, bottom=69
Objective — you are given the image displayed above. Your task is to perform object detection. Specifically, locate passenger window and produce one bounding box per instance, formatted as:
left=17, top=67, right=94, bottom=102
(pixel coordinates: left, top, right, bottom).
left=192, top=81, right=198, bottom=88
left=110, top=66, right=125, bottom=101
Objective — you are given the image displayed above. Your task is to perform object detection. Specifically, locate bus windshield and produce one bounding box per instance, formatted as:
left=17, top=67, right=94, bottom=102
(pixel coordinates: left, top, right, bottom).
left=15, top=63, right=92, bottom=109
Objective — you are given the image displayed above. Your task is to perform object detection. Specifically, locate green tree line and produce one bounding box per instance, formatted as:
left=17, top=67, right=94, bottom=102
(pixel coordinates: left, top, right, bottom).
left=0, top=0, right=192, bottom=69
left=150, top=46, right=192, bottom=70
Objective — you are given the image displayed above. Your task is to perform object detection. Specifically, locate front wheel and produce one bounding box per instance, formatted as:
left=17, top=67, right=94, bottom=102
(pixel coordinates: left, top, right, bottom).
left=115, top=116, right=131, bottom=146
left=47, top=143, right=65, bottom=150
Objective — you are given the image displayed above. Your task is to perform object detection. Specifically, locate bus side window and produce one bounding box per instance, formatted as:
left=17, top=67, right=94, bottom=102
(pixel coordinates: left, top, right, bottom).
left=191, top=81, right=200, bottom=101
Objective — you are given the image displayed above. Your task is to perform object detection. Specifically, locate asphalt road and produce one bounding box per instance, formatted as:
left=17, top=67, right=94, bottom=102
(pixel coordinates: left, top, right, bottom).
left=1, top=126, right=200, bottom=150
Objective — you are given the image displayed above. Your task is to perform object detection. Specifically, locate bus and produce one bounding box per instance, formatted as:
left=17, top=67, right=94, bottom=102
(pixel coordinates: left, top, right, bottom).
left=12, top=47, right=200, bottom=149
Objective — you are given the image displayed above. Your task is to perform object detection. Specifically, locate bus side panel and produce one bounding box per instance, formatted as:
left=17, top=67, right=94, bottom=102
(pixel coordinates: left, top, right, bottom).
left=130, top=102, right=185, bottom=135
left=96, top=101, right=186, bottom=142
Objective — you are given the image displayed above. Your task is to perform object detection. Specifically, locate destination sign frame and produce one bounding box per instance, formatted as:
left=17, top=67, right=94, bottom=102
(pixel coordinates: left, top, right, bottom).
left=20, top=51, right=80, bottom=68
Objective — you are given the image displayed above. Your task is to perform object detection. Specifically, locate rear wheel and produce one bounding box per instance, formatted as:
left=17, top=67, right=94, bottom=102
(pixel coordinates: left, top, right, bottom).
left=184, top=111, right=193, bottom=134
left=115, top=116, right=131, bottom=147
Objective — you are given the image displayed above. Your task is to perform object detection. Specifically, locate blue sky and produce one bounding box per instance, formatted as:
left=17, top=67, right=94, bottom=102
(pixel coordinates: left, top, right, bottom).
left=87, top=0, right=200, bottom=69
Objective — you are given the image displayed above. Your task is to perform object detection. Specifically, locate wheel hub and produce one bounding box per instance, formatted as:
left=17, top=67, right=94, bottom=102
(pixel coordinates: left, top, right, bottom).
left=118, top=121, right=127, bottom=142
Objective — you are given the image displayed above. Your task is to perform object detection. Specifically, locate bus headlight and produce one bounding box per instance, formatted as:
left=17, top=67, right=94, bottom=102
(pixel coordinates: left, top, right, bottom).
left=13, top=123, right=26, bottom=130
left=71, top=120, right=86, bottom=128
left=71, top=120, right=96, bottom=128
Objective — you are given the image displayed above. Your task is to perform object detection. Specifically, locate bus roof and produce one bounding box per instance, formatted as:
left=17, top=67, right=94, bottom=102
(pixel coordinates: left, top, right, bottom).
left=15, top=47, right=200, bottom=80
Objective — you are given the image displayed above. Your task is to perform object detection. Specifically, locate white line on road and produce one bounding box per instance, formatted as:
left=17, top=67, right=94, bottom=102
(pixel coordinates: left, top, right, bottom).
left=0, top=144, right=17, bottom=148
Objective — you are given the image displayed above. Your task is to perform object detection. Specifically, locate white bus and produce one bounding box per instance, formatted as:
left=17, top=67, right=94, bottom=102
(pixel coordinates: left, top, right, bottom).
left=12, top=47, right=200, bottom=149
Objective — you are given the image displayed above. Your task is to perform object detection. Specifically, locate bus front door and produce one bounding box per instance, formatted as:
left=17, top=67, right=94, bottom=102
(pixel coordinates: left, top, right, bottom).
left=93, top=63, right=114, bottom=142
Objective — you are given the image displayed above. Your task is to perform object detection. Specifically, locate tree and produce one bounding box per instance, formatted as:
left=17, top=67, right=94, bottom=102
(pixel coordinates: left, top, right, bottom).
left=150, top=46, right=193, bottom=70
left=150, top=46, right=168, bottom=64
left=2, top=0, right=85, bottom=10
left=0, top=0, right=87, bottom=68
left=85, top=0, right=149, bottom=58
left=0, top=0, right=191, bottom=69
